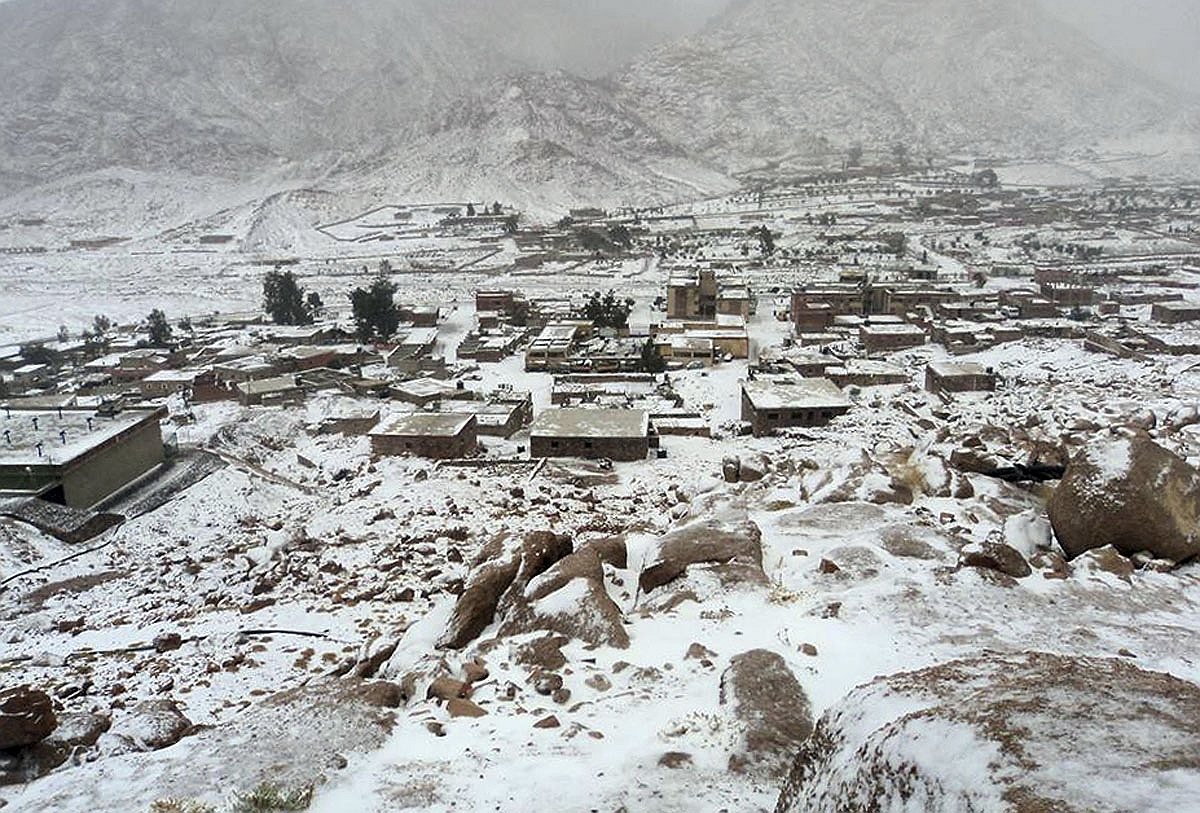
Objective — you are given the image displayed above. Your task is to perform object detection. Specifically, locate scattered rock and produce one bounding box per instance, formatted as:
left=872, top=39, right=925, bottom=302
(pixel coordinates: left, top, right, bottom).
left=658, top=751, right=693, bottom=769
left=426, top=677, right=470, bottom=702
left=738, top=454, right=769, bottom=483
left=513, top=635, right=569, bottom=671
left=437, top=530, right=572, bottom=650
left=958, top=540, right=1032, bottom=579
left=110, top=700, right=192, bottom=752
left=722, top=456, right=741, bottom=483
left=818, top=559, right=840, bottom=575
left=463, top=660, right=489, bottom=684
left=578, top=535, right=628, bottom=570
left=152, top=632, right=183, bottom=653
left=685, top=643, right=718, bottom=661
left=0, top=687, right=56, bottom=750
left=446, top=698, right=487, bottom=719
left=533, top=715, right=560, bottom=729
left=1049, top=433, right=1200, bottom=562
left=585, top=674, right=611, bottom=692
left=719, top=650, right=813, bottom=779
left=777, top=652, right=1200, bottom=813
left=1074, top=545, right=1136, bottom=581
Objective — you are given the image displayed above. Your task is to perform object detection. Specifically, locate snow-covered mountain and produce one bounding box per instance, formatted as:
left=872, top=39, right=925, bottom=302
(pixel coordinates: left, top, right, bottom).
left=616, top=0, right=1194, bottom=171
left=0, top=0, right=518, bottom=190
left=0, top=0, right=1195, bottom=214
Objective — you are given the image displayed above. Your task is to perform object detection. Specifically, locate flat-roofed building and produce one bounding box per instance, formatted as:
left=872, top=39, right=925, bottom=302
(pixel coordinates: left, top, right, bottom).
left=0, top=406, right=166, bottom=508
left=925, top=362, right=998, bottom=395
left=860, top=323, right=927, bottom=354
left=1151, top=301, right=1200, bottom=325
left=390, top=377, right=467, bottom=407
left=369, top=413, right=477, bottom=459
left=741, top=379, right=852, bottom=436
left=530, top=408, right=650, bottom=462
left=139, top=369, right=205, bottom=398
left=236, top=375, right=305, bottom=407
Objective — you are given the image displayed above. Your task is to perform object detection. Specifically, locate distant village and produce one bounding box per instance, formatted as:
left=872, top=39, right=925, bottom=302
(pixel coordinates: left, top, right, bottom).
left=3, top=170, right=1200, bottom=522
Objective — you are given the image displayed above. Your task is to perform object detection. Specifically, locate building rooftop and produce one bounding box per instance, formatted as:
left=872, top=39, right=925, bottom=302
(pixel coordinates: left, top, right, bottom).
left=531, top=408, right=649, bottom=439
left=237, top=375, right=301, bottom=396
left=0, top=407, right=163, bottom=467
left=742, top=379, right=852, bottom=411
left=392, top=377, right=460, bottom=399
left=371, top=413, right=474, bottom=438
left=928, top=361, right=992, bottom=378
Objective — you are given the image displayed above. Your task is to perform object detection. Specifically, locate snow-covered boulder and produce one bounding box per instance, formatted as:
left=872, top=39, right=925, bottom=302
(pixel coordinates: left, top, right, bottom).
left=639, top=510, right=764, bottom=594
left=775, top=652, right=1200, bottom=813
left=1049, top=433, right=1200, bottom=563
left=108, top=700, right=193, bottom=753
left=437, top=531, right=573, bottom=650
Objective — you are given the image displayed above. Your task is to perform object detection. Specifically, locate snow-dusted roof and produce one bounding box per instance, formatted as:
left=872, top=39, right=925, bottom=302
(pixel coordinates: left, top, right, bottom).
left=531, top=408, right=649, bottom=439
left=742, top=378, right=851, bottom=411
left=370, top=413, right=474, bottom=438
left=0, top=408, right=161, bottom=467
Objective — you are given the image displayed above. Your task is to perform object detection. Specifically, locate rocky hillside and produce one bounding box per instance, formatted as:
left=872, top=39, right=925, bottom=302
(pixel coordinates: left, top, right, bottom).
left=0, top=0, right=514, bottom=189
left=0, top=0, right=1195, bottom=210
left=616, top=0, right=1192, bottom=171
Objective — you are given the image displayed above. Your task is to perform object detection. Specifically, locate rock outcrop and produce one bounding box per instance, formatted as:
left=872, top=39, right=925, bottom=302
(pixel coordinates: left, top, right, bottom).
left=1049, top=433, right=1200, bottom=563
left=439, top=530, right=627, bottom=650
left=776, top=652, right=1200, bottom=813
left=639, top=511, right=764, bottom=594
left=721, top=650, right=812, bottom=779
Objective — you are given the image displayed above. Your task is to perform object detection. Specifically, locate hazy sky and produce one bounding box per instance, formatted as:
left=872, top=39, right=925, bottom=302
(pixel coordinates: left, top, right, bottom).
left=1040, top=0, right=1200, bottom=95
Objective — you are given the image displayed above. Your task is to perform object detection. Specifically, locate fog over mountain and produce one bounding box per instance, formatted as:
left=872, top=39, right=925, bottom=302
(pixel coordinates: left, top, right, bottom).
left=0, top=0, right=1196, bottom=209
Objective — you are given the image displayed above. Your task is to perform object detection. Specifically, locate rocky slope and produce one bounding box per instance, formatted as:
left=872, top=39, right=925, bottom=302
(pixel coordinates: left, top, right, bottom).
left=616, top=0, right=1192, bottom=171
left=2, top=0, right=1196, bottom=210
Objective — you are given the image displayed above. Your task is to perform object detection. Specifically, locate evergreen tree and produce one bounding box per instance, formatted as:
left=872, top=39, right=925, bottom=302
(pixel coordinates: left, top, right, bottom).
left=579, top=289, right=634, bottom=330
left=640, top=339, right=666, bottom=374
left=466, top=202, right=477, bottom=217
left=92, top=314, right=112, bottom=335
left=349, top=271, right=400, bottom=342
left=147, top=309, right=173, bottom=347
left=305, top=291, right=324, bottom=320
left=492, top=201, right=502, bottom=216
left=503, top=214, right=519, bottom=234
left=262, top=267, right=313, bottom=325
left=56, top=325, right=69, bottom=343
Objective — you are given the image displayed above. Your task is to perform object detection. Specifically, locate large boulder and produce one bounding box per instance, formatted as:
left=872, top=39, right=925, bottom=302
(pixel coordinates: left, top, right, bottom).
left=776, top=652, right=1200, bottom=813
left=0, top=687, right=56, bottom=750
left=108, top=700, right=192, bottom=753
left=639, top=511, right=764, bottom=594
left=503, top=576, right=629, bottom=649
left=720, top=650, right=812, bottom=779
left=1049, top=433, right=1200, bottom=562
left=437, top=531, right=573, bottom=650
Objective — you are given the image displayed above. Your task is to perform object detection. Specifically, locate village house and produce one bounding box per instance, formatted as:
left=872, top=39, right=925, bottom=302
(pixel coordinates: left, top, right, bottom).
left=236, top=375, right=305, bottom=407
left=0, top=405, right=167, bottom=508
left=530, top=408, right=651, bottom=462
left=1151, top=301, right=1200, bottom=324
left=369, top=413, right=477, bottom=459
left=741, top=378, right=852, bottom=436
left=925, top=362, right=998, bottom=395
left=390, top=377, right=472, bottom=407
left=138, top=369, right=206, bottom=399
left=791, top=285, right=864, bottom=333
left=859, top=323, right=927, bottom=354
